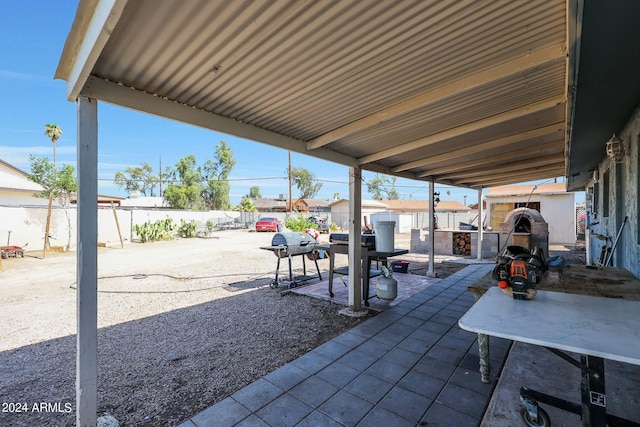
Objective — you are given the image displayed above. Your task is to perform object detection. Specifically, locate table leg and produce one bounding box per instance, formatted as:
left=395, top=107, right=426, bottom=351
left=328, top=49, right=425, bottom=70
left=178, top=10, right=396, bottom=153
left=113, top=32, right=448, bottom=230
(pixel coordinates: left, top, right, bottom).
left=582, top=355, right=607, bottom=426
left=364, top=255, right=372, bottom=307
left=328, top=251, right=335, bottom=297
left=472, top=291, right=491, bottom=383
left=478, top=333, right=491, bottom=384
left=313, top=255, right=322, bottom=281
left=302, top=254, right=307, bottom=276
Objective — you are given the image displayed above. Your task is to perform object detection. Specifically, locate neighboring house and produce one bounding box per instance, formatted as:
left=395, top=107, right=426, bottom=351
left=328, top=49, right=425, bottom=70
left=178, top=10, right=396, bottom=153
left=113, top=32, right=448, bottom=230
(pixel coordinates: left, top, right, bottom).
left=486, top=183, right=576, bottom=244
left=0, top=159, right=47, bottom=206
left=119, top=196, right=164, bottom=208
left=331, top=198, right=474, bottom=231
left=253, top=198, right=288, bottom=213
left=380, top=199, right=473, bottom=230
left=330, top=199, right=388, bottom=231
left=292, top=198, right=332, bottom=214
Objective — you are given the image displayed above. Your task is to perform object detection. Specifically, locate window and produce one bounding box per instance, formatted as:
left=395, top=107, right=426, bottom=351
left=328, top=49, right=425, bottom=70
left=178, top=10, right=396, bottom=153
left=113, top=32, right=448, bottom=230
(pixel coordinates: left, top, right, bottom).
left=603, top=169, right=610, bottom=218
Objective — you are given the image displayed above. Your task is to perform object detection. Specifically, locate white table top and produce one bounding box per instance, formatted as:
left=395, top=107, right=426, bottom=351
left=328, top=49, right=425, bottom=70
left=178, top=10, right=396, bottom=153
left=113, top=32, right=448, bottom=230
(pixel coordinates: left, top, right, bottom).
left=458, top=287, right=640, bottom=366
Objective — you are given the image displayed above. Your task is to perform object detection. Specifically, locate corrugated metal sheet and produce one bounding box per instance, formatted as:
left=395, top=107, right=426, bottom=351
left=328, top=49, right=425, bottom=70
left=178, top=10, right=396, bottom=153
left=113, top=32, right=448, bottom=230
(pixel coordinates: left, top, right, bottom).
left=65, top=0, right=568, bottom=188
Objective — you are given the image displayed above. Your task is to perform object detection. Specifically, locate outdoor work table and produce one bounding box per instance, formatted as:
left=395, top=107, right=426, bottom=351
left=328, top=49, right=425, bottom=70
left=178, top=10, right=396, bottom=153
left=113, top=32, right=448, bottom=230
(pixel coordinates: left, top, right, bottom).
left=468, top=265, right=640, bottom=384
left=316, top=243, right=408, bottom=306
left=459, top=286, right=640, bottom=426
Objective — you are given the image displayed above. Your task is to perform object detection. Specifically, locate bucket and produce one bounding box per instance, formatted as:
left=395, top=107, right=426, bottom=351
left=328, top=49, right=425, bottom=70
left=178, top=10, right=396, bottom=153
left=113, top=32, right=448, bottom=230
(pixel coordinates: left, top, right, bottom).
left=374, top=221, right=395, bottom=252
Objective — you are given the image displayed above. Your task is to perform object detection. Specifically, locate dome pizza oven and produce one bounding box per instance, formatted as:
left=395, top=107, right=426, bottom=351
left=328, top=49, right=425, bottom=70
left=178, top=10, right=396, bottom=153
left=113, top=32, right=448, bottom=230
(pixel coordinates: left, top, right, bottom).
left=499, top=208, right=548, bottom=255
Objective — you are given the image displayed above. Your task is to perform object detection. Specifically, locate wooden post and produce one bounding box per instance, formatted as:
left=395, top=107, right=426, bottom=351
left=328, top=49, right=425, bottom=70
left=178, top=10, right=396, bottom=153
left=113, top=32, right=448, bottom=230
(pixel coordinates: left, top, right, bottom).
left=111, top=201, right=124, bottom=248
left=348, top=166, right=362, bottom=312
left=76, top=96, right=98, bottom=427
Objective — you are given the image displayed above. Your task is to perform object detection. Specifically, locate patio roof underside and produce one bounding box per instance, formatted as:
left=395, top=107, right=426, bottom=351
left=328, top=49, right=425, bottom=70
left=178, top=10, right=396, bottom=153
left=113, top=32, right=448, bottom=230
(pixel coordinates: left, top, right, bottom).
left=57, top=0, right=573, bottom=189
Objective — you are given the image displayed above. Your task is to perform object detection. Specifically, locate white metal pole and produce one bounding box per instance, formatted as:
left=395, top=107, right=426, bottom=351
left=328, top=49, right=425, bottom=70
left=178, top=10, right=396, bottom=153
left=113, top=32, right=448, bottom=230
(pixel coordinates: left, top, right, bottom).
left=76, top=96, right=98, bottom=427
left=348, top=166, right=362, bottom=312
left=428, top=180, right=436, bottom=276
left=477, top=187, right=483, bottom=260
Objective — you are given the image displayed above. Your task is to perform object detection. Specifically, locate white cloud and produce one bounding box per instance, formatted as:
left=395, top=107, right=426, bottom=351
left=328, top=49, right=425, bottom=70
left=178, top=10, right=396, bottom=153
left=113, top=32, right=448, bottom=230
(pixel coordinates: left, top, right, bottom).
left=0, top=69, right=53, bottom=83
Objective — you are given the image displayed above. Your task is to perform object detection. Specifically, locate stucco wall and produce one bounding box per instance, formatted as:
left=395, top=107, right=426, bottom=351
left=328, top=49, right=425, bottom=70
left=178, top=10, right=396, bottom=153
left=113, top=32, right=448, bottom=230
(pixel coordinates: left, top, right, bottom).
left=0, top=207, right=257, bottom=254
left=586, top=103, right=640, bottom=278
left=0, top=189, right=50, bottom=207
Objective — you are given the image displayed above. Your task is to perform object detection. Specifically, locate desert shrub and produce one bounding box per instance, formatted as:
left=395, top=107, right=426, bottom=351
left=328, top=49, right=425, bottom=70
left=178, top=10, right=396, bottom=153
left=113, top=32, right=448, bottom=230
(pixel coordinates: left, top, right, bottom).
left=133, top=217, right=175, bottom=242
left=284, top=214, right=318, bottom=232
left=178, top=219, right=197, bottom=238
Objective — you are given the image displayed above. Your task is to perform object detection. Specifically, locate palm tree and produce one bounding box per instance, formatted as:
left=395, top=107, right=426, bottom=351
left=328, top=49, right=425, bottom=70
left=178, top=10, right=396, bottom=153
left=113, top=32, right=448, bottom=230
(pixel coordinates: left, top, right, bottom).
left=42, top=124, right=62, bottom=256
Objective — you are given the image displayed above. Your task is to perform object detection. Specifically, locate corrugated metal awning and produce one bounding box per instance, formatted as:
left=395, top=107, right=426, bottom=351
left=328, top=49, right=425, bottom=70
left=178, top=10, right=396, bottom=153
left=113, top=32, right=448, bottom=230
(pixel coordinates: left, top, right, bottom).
left=56, top=0, right=571, bottom=189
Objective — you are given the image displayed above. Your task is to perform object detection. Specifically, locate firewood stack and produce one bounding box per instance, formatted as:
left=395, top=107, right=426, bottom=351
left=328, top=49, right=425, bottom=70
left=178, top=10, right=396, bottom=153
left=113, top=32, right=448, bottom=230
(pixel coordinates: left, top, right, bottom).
left=453, top=232, right=471, bottom=256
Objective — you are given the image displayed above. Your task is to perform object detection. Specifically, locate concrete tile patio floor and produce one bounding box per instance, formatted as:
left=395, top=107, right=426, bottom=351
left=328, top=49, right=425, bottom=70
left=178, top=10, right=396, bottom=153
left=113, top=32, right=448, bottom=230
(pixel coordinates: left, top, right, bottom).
left=289, top=269, right=442, bottom=311
left=178, top=263, right=515, bottom=427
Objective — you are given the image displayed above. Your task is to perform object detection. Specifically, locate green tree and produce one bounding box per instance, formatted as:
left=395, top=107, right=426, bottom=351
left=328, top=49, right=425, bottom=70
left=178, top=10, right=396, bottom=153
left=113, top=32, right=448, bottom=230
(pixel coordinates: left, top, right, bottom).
left=201, top=141, right=236, bottom=210
left=366, top=173, right=398, bottom=200
left=291, top=166, right=322, bottom=199
left=248, top=185, right=262, bottom=199
left=114, top=162, right=159, bottom=196
left=41, top=124, right=63, bottom=255
left=163, top=155, right=203, bottom=209
left=28, top=156, right=77, bottom=251
left=236, top=196, right=257, bottom=212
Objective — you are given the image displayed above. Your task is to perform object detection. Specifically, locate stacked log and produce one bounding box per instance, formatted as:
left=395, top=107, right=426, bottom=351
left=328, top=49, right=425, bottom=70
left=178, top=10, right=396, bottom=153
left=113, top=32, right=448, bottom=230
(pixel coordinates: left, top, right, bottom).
left=453, top=232, right=471, bottom=256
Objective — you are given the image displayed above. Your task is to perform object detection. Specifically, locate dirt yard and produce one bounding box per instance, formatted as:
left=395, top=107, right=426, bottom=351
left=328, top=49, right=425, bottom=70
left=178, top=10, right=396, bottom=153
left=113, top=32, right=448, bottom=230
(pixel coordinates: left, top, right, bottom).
left=0, top=230, right=469, bottom=427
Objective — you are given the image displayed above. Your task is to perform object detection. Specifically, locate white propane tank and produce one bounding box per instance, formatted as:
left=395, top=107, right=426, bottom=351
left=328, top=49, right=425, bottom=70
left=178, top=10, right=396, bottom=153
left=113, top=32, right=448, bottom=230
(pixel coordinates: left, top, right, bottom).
left=376, top=266, right=398, bottom=301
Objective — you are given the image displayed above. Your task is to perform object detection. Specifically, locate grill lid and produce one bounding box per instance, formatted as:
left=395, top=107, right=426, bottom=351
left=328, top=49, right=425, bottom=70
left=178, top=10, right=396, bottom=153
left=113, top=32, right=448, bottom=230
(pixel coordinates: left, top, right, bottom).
left=271, top=232, right=317, bottom=256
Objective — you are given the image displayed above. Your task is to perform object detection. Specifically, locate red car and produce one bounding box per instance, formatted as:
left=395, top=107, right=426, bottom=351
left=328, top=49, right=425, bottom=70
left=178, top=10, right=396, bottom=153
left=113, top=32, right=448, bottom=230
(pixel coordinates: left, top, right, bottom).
left=255, top=217, right=281, bottom=232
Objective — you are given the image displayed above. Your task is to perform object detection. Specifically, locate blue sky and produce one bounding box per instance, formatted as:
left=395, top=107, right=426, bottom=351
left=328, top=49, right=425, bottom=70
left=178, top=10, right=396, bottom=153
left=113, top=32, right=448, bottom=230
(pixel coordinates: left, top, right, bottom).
left=1, top=2, right=574, bottom=206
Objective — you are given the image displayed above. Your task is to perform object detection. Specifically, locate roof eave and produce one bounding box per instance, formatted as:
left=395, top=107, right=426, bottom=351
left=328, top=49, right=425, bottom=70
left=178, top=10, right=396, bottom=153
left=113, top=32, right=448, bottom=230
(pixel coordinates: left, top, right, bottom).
left=54, top=0, right=128, bottom=101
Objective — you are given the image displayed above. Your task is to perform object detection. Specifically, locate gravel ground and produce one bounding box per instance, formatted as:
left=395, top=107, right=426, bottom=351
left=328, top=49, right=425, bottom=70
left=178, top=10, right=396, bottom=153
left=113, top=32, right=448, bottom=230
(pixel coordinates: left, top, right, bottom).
left=0, top=230, right=467, bottom=427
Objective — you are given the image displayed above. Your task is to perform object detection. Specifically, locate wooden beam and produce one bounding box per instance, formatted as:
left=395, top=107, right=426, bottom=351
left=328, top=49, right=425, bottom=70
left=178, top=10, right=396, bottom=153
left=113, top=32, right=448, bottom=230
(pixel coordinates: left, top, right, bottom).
left=396, top=123, right=564, bottom=172
left=417, top=140, right=563, bottom=177
left=358, top=96, right=565, bottom=165
left=80, top=76, right=360, bottom=168
left=306, top=44, right=566, bottom=150
left=59, top=0, right=128, bottom=101
left=436, top=153, right=566, bottom=180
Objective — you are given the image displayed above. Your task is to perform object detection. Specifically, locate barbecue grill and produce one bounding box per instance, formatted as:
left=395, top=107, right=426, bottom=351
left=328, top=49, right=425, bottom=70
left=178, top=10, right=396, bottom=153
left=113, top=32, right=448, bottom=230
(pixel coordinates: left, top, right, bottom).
left=260, top=232, right=322, bottom=288
left=271, top=232, right=317, bottom=257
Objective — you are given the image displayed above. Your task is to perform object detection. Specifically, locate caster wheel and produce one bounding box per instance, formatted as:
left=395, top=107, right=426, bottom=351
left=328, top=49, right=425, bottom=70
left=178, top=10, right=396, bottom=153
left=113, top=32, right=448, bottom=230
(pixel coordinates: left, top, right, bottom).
left=520, top=406, right=550, bottom=427
left=329, top=292, right=334, bottom=298
left=270, top=281, right=278, bottom=289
